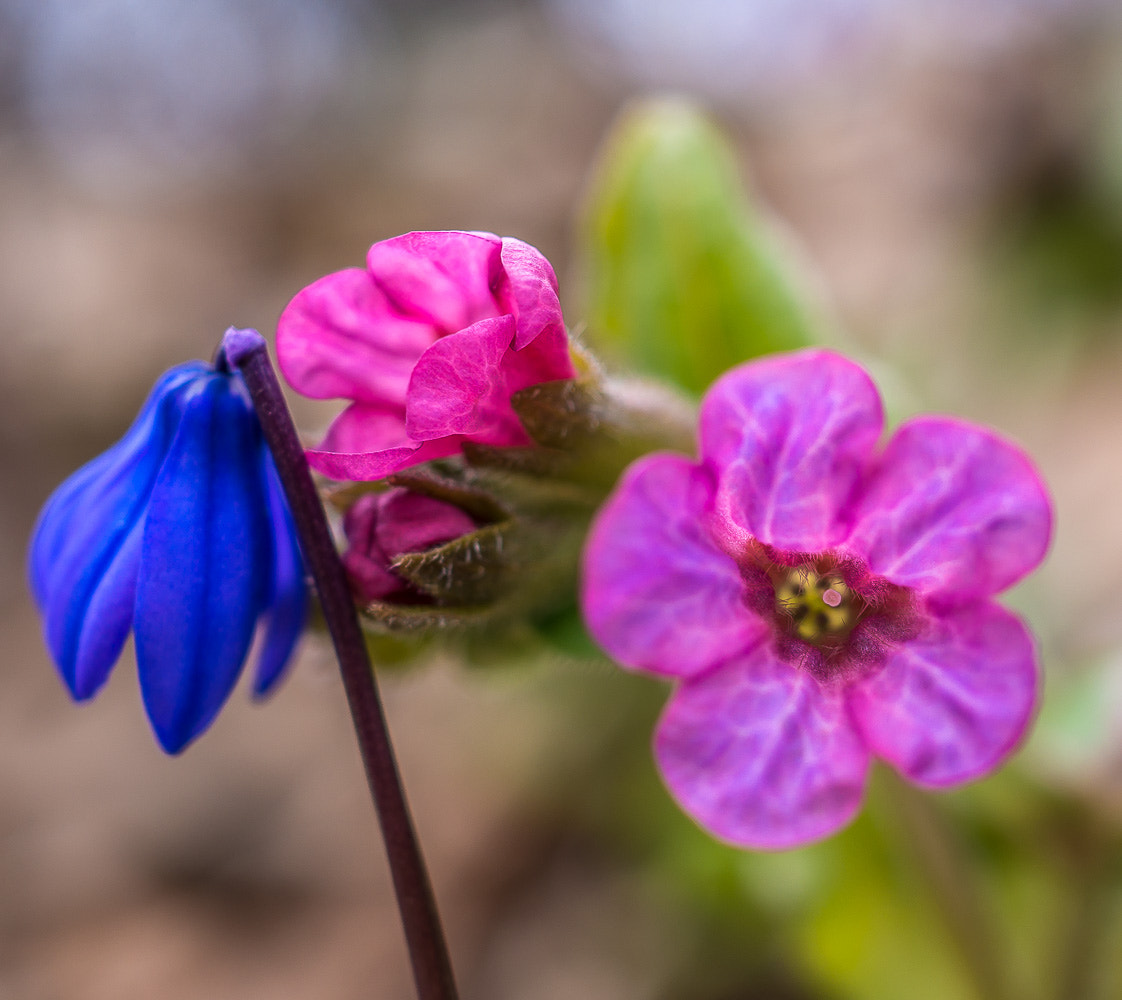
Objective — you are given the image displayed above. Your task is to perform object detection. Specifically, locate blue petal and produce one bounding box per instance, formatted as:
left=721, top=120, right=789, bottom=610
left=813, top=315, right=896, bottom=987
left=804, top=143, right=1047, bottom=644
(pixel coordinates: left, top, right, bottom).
left=134, top=376, right=270, bottom=754
left=66, top=520, right=144, bottom=699
left=30, top=363, right=205, bottom=608
left=251, top=454, right=307, bottom=699
left=32, top=363, right=207, bottom=698
left=30, top=454, right=115, bottom=611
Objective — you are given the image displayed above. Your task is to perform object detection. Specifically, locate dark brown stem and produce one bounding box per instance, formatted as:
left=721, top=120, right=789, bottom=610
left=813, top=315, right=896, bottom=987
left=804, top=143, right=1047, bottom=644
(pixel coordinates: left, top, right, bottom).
left=221, top=327, right=458, bottom=1000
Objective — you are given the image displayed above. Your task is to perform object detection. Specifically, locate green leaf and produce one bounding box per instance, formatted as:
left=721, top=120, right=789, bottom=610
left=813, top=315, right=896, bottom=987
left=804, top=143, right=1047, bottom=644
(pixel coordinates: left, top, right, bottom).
left=578, top=98, right=822, bottom=395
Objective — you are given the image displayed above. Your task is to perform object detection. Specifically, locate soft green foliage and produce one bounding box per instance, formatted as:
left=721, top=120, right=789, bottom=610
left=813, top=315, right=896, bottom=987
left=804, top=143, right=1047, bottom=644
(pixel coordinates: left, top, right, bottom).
left=578, top=98, right=821, bottom=395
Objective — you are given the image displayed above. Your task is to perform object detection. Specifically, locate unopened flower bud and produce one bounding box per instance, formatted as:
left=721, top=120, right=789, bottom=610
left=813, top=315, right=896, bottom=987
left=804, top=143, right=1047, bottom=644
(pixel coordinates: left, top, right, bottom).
left=343, top=488, right=478, bottom=604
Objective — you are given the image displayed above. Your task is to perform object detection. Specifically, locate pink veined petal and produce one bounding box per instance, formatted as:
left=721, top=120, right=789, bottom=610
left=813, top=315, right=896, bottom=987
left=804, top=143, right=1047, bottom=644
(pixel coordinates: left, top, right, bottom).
left=307, top=405, right=463, bottom=481
left=498, top=237, right=567, bottom=350
left=581, top=453, right=767, bottom=680
left=318, top=403, right=411, bottom=454
left=656, top=649, right=870, bottom=850
left=308, top=438, right=463, bottom=481
left=404, top=315, right=529, bottom=444
left=502, top=323, right=578, bottom=396
left=848, top=601, right=1039, bottom=787
left=366, top=231, right=503, bottom=333
left=276, top=267, right=435, bottom=405
left=699, top=349, right=884, bottom=552
left=845, top=417, right=1053, bottom=600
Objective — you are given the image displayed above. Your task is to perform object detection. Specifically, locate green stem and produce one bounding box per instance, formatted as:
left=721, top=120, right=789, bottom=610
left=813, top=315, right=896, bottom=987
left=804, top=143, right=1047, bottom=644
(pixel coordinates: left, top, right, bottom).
left=883, top=774, right=1012, bottom=1000
left=1051, top=811, right=1115, bottom=1000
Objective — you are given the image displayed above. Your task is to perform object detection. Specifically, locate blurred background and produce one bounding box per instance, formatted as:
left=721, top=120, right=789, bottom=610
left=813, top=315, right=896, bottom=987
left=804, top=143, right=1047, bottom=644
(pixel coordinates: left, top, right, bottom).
left=3, top=1, right=1122, bottom=998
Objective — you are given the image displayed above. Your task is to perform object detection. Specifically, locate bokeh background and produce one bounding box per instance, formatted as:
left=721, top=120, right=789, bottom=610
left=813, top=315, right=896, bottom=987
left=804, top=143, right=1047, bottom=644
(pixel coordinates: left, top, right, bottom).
left=3, top=1, right=1122, bottom=998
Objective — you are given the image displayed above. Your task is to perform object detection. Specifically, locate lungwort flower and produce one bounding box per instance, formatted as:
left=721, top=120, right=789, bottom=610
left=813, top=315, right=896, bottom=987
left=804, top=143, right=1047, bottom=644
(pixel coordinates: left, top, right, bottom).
left=582, top=349, right=1052, bottom=849
left=277, top=230, right=576, bottom=481
left=30, top=336, right=306, bottom=754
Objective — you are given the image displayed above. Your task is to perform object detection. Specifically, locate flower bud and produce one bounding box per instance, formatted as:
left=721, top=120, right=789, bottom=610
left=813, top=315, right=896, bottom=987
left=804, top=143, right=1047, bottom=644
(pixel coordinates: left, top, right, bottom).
left=28, top=332, right=307, bottom=754
left=343, top=488, right=478, bottom=604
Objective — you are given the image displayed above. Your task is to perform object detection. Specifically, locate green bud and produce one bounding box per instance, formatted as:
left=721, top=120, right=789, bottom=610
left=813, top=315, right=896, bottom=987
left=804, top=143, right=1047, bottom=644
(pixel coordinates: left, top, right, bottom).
left=578, top=98, right=825, bottom=395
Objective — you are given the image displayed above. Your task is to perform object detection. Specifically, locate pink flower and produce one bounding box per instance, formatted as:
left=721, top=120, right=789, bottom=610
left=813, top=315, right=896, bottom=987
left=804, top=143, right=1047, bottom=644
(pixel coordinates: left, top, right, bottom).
left=343, top=488, right=477, bottom=604
left=277, top=231, right=576, bottom=480
left=581, top=349, right=1052, bottom=850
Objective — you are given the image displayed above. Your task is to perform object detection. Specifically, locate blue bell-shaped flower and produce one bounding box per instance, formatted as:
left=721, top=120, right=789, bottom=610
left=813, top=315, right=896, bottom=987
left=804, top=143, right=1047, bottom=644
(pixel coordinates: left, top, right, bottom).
left=29, top=335, right=306, bottom=753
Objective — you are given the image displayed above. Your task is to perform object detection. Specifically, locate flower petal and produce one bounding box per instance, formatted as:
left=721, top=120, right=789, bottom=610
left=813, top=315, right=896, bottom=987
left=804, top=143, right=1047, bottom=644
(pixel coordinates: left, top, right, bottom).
left=276, top=267, right=434, bottom=405
left=31, top=454, right=121, bottom=611
left=699, top=349, right=883, bottom=552
left=374, top=489, right=477, bottom=556
left=66, top=523, right=146, bottom=700
left=581, top=453, right=765, bottom=679
left=30, top=363, right=203, bottom=609
left=36, top=364, right=204, bottom=696
left=306, top=405, right=463, bottom=480
left=135, top=378, right=268, bottom=754
left=656, top=649, right=869, bottom=850
left=502, top=324, right=577, bottom=395
left=497, top=237, right=567, bottom=351
left=366, top=230, right=503, bottom=332
left=342, top=495, right=400, bottom=602
left=317, top=403, right=411, bottom=455
left=846, top=417, right=1053, bottom=600
left=404, top=315, right=529, bottom=444
left=847, top=601, right=1038, bottom=786
left=252, top=456, right=306, bottom=699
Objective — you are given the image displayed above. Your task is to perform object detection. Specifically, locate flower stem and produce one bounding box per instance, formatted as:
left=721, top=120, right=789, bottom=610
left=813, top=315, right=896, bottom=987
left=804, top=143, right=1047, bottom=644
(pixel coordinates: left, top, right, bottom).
left=222, top=328, right=458, bottom=1000
left=882, top=773, right=1012, bottom=1000
left=1050, top=809, right=1115, bottom=1000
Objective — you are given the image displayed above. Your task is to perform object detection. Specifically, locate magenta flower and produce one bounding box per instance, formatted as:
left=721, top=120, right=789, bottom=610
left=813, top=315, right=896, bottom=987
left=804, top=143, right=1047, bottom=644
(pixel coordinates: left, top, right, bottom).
left=343, top=488, right=478, bottom=604
left=277, top=231, right=576, bottom=480
left=581, top=349, right=1052, bottom=850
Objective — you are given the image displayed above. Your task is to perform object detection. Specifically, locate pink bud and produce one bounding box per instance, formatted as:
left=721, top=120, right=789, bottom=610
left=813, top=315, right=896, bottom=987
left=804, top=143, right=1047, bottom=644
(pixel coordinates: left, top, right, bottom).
left=343, top=488, right=477, bottom=603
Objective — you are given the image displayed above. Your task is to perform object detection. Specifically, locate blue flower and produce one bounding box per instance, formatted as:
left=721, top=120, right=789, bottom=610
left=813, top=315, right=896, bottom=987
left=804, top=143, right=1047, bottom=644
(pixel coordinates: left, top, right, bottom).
left=29, top=343, right=307, bottom=753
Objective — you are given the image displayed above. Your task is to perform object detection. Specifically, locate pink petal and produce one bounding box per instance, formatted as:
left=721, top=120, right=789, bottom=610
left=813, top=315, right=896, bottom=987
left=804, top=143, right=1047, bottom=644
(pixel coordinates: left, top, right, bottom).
left=342, top=551, right=399, bottom=603
left=366, top=231, right=503, bottom=333
left=502, top=324, right=577, bottom=394
left=317, top=404, right=411, bottom=454
left=276, top=267, right=435, bottom=405
left=308, top=438, right=463, bottom=481
left=404, top=315, right=529, bottom=444
left=498, top=237, right=567, bottom=351
left=341, top=489, right=477, bottom=602
left=847, top=601, right=1039, bottom=787
left=581, top=453, right=767, bottom=680
left=342, top=496, right=400, bottom=601
left=656, top=649, right=870, bottom=850
left=374, top=489, right=476, bottom=556
left=307, top=405, right=463, bottom=481
left=699, top=349, right=884, bottom=552
left=846, top=417, right=1053, bottom=600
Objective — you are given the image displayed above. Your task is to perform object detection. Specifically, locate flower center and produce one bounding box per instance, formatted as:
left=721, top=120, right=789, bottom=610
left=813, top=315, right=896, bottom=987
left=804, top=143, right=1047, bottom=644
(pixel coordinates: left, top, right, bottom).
left=774, top=567, right=856, bottom=646
left=737, top=540, right=923, bottom=683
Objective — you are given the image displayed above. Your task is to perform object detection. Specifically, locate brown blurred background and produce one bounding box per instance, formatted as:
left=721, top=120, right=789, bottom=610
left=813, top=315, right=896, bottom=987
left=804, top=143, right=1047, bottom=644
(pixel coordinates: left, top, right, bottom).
left=3, top=1, right=1122, bottom=998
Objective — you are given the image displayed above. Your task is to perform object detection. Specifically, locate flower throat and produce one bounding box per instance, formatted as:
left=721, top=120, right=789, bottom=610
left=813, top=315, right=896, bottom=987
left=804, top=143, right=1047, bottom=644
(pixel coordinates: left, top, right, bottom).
left=737, top=540, right=921, bottom=682
left=774, top=567, right=857, bottom=646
